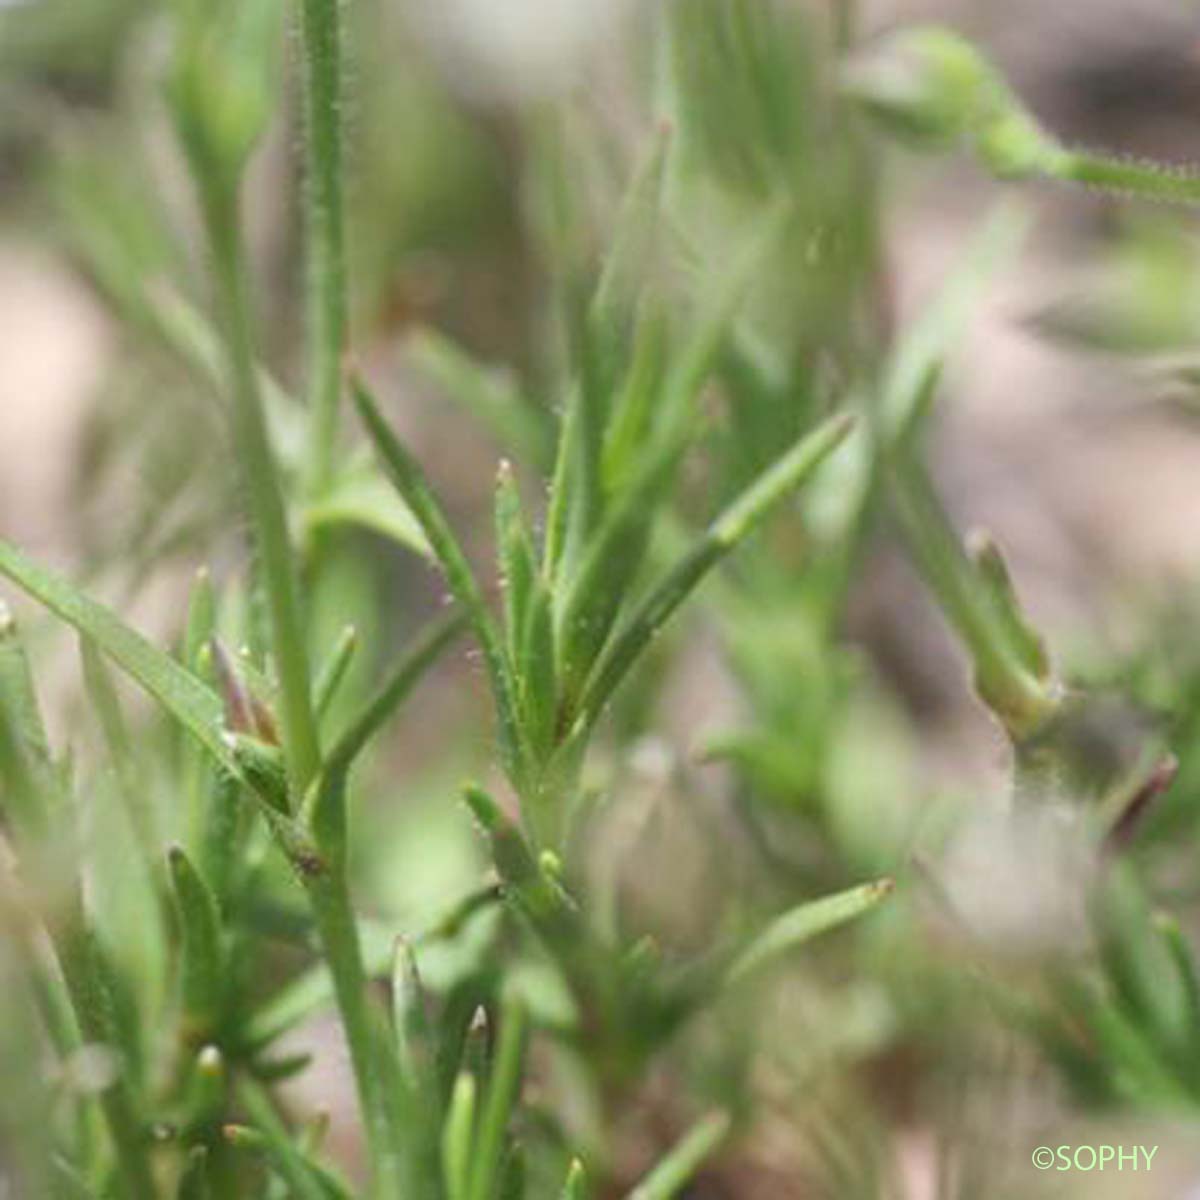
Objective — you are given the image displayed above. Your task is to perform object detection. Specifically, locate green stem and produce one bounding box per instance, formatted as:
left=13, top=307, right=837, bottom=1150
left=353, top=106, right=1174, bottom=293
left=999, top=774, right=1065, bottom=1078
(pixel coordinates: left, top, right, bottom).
left=202, top=182, right=321, bottom=794
left=298, top=0, right=347, bottom=496
left=201, top=169, right=398, bottom=1196
left=304, top=868, right=406, bottom=1199
left=1058, top=150, right=1200, bottom=208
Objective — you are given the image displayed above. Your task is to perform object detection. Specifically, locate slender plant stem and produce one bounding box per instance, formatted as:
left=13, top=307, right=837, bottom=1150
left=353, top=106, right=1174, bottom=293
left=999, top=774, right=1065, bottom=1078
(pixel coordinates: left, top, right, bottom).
left=304, top=869, right=406, bottom=1198
left=298, top=0, right=347, bottom=497
left=198, top=164, right=404, bottom=1193
left=1058, top=151, right=1200, bottom=208
left=202, top=183, right=322, bottom=793
left=198, top=180, right=403, bottom=1196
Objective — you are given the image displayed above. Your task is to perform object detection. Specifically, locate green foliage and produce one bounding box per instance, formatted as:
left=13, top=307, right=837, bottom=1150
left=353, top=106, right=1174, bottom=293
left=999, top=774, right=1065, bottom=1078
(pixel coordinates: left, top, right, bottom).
left=5, top=1, right=1200, bottom=1197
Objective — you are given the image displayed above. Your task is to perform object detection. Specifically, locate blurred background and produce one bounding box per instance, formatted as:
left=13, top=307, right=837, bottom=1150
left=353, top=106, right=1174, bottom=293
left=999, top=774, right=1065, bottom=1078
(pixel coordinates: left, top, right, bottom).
left=6, top=0, right=1200, bottom=1195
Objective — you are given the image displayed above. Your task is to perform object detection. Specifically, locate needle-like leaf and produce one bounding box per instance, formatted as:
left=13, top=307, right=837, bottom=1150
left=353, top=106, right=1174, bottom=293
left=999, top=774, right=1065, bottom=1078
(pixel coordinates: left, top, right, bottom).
left=467, top=997, right=527, bottom=1200
left=725, top=878, right=893, bottom=986
left=0, top=542, right=230, bottom=770
left=168, top=845, right=225, bottom=1044
left=626, top=1111, right=731, bottom=1200
left=442, top=1071, right=477, bottom=1200
left=578, top=411, right=855, bottom=728
left=560, top=1159, right=588, bottom=1200
left=313, top=624, right=359, bottom=721
left=353, top=379, right=524, bottom=784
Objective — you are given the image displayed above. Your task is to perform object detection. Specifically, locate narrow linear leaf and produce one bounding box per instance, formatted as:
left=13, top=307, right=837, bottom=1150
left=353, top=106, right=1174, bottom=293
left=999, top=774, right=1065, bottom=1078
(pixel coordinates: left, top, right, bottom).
left=518, top=579, right=557, bottom=757
left=495, top=462, right=537, bottom=669
left=182, top=570, right=219, bottom=852
left=313, top=625, right=359, bottom=720
left=966, top=530, right=1050, bottom=681
left=560, top=1159, right=588, bottom=1200
left=591, top=125, right=672, bottom=367
left=1070, top=982, right=1192, bottom=1105
left=0, top=599, right=60, bottom=835
left=572, top=127, right=673, bottom=550
left=168, top=845, right=225, bottom=1043
left=467, top=998, right=527, bottom=1200
left=233, top=1079, right=344, bottom=1200
left=186, top=1044, right=226, bottom=1126
left=176, top=1145, right=212, bottom=1200
left=305, top=610, right=465, bottom=857
left=353, top=379, right=524, bottom=783
left=1155, top=911, right=1200, bottom=1046
left=442, top=1071, right=477, bottom=1200
left=726, top=878, right=893, bottom=986
left=391, top=937, right=432, bottom=1087
left=499, top=1143, right=526, bottom=1200
left=1092, top=863, right=1186, bottom=1048
left=79, top=636, right=158, bottom=866
left=579, top=411, right=855, bottom=726
left=602, top=300, right=670, bottom=492
left=543, top=382, right=582, bottom=582
left=241, top=915, right=403, bottom=1050
left=182, top=568, right=217, bottom=672
left=554, top=444, right=677, bottom=707
left=253, top=1051, right=314, bottom=1083
left=655, top=201, right=792, bottom=443
left=55, top=921, right=156, bottom=1200
left=626, top=1111, right=731, bottom=1200
left=323, top=611, right=466, bottom=780
left=887, top=455, right=1053, bottom=737
left=459, top=1007, right=490, bottom=1088
left=418, top=884, right=504, bottom=944
left=463, top=787, right=581, bottom=948
left=0, top=541, right=231, bottom=772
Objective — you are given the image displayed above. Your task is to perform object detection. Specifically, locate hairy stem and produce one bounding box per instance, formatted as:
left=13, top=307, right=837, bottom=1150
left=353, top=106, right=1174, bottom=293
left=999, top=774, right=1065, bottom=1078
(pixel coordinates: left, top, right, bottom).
left=304, top=869, right=406, bottom=1198
left=202, top=182, right=321, bottom=793
left=298, top=0, right=347, bottom=496
left=1058, top=150, right=1200, bottom=208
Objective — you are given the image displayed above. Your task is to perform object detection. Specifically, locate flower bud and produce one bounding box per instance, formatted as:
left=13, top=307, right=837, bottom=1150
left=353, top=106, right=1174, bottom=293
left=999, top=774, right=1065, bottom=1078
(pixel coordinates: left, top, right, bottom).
left=844, top=26, right=1063, bottom=180
left=168, top=0, right=283, bottom=191
left=842, top=26, right=992, bottom=147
